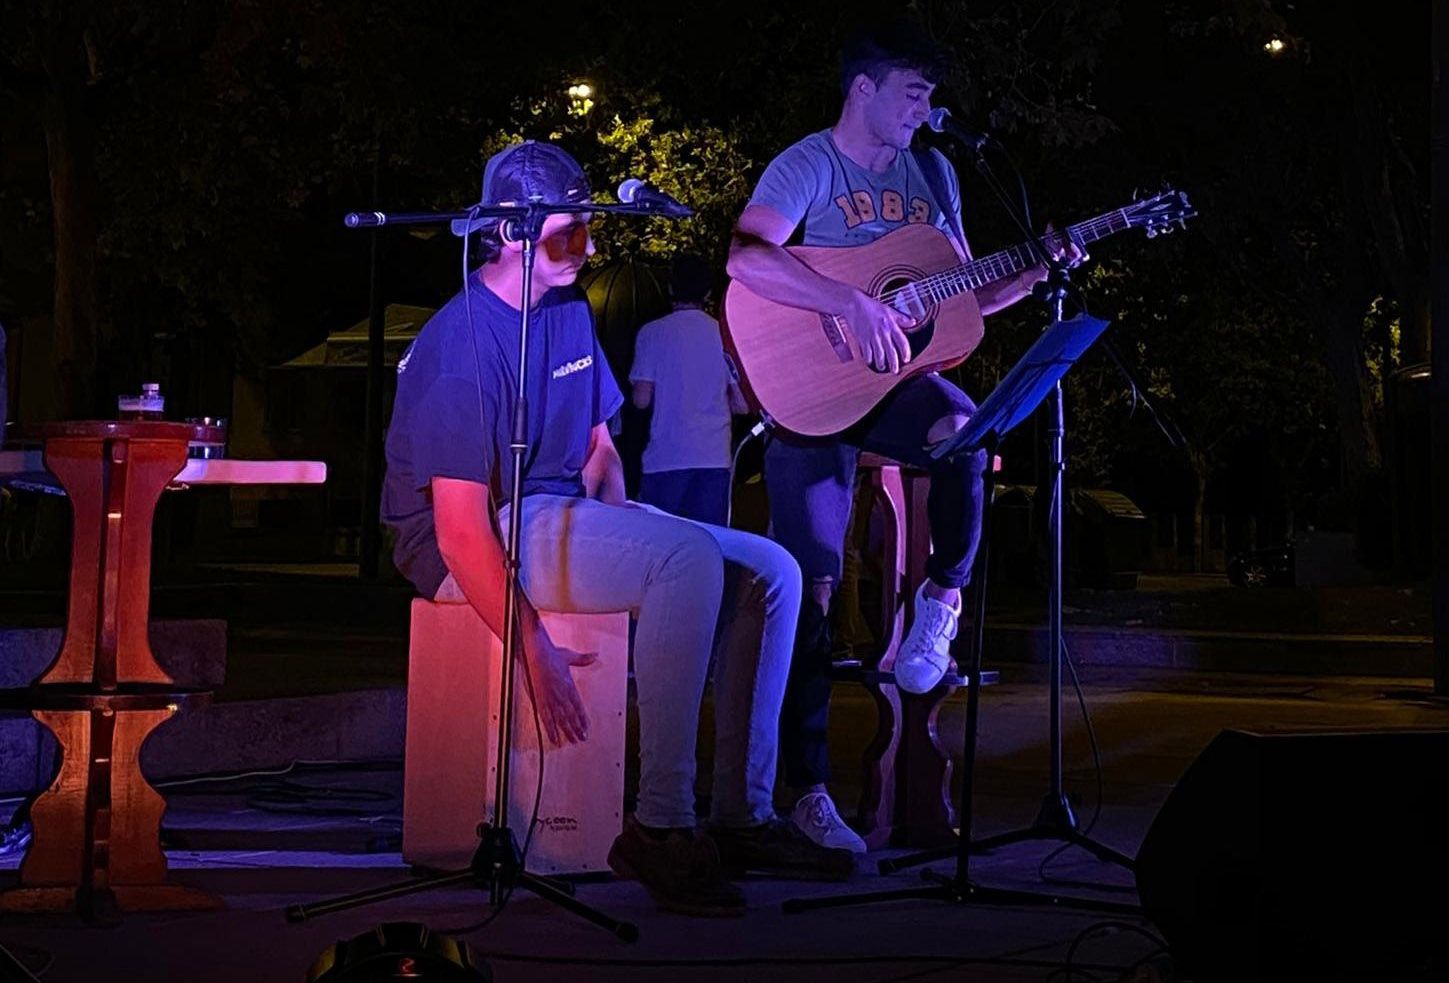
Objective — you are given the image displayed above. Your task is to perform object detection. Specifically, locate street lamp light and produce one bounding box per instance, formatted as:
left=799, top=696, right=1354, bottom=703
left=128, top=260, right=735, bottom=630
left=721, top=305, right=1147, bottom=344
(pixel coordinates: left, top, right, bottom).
left=1263, top=37, right=1286, bottom=55
left=567, top=82, right=595, bottom=116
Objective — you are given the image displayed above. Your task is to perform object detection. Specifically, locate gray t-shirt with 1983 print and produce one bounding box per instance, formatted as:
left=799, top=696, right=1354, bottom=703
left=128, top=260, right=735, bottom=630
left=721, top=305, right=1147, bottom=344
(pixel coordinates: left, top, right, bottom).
left=748, top=129, right=965, bottom=252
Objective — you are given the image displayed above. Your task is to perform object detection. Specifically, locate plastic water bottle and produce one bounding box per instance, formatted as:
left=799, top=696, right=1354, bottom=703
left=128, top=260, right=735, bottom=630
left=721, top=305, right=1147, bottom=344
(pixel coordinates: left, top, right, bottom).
left=118, top=382, right=166, bottom=421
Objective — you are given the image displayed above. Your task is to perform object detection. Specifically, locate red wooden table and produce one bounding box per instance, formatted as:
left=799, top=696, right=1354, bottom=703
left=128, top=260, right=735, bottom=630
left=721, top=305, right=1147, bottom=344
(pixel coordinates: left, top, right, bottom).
left=0, top=421, right=324, bottom=916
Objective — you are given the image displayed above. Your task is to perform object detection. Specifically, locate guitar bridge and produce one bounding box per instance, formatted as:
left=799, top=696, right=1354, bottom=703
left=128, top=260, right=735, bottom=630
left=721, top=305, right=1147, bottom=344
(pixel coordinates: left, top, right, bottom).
left=820, top=314, right=854, bottom=364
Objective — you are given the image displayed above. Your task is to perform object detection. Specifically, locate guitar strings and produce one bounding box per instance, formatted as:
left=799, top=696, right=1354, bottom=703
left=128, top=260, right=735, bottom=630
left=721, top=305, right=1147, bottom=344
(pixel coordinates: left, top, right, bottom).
left=825, top=201, right=1165, bottom=334
left=873, top=210, right=1128, bottom=312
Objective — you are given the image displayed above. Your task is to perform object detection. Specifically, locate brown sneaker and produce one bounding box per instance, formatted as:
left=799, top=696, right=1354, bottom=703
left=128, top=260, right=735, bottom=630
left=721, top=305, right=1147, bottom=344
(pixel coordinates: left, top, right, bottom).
left=710, top=817, right=857, bottom=881
left=607, top=816, right=746, bottom=917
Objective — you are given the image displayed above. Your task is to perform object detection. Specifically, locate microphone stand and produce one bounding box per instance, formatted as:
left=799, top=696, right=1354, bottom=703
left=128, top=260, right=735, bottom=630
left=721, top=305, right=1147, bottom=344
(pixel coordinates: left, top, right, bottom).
left=285, top=197, right=681, bottom=942
left=1099, top=339, right=1188, bottom=451
left=342, top=199, right=685, bottom=230
left=885, top=137, right=1137, bottom=880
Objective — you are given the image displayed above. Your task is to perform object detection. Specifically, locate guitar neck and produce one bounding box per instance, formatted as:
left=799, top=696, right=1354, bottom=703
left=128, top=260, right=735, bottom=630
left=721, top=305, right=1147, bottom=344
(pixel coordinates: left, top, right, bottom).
left=927, top=207, right=1134, bottom=300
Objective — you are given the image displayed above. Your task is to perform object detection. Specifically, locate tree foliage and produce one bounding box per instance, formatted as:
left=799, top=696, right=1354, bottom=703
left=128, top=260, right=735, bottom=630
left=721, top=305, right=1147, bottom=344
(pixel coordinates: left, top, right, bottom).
left=0, top=0, right=1429, bottom=553
left=472, top=87, right=755, bottom=266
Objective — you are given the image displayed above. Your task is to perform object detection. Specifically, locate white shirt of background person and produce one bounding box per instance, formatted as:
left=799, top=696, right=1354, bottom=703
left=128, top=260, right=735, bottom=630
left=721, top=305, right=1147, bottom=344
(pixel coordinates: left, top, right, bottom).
left=629, top=302, right=748, bottom=474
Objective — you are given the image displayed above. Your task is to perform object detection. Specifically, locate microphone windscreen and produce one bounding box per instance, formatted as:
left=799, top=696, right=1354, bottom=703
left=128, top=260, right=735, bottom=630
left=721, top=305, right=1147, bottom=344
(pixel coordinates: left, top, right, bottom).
left=617, top=178, right=646, bottom=204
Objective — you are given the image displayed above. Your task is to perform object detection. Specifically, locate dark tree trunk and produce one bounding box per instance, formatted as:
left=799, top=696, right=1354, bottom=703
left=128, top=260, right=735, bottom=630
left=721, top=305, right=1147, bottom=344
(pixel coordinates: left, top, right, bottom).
left=1188, top=448, right=1210, bottom=573
left=37, top=12, right=101, bottom=421
left=1431, top=3, right=1449, bottom=694
left=1265, top=219, right=1380, bottom=492
left=1319, top=292, right=1381, bottom=489
left=1347, top=74, right=1431, bottom=366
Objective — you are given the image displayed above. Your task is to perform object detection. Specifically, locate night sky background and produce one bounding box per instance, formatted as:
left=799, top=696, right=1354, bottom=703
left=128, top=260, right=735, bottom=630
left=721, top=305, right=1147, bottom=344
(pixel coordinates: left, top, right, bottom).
left=0, top=0, right=1432, bottom=573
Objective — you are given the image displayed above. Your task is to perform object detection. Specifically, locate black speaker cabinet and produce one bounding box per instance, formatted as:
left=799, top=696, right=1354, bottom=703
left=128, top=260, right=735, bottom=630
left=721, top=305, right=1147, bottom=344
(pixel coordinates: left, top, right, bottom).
left=1136, top=728, right=1449, bottom=982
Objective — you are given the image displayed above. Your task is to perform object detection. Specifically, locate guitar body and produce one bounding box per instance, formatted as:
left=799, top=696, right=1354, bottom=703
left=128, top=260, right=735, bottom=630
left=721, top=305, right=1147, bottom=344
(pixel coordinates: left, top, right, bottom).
left=722, top=223, right=984, bottom=437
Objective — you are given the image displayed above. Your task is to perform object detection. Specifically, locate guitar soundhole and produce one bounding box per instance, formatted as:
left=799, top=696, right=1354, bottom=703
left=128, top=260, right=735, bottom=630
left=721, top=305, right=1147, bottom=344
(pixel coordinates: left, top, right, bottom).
left=865, top=274, right=936, bottom=373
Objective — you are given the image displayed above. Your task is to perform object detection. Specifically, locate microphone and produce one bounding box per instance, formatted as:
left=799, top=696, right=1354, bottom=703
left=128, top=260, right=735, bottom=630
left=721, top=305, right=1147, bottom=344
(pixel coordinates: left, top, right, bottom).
left=926, top=107, right=991, bottom=153
left=345, top=211, right=389, bottom=228
left=616, top=179, right=694, bottom=218
left=342, top=209, right=502, bottom=232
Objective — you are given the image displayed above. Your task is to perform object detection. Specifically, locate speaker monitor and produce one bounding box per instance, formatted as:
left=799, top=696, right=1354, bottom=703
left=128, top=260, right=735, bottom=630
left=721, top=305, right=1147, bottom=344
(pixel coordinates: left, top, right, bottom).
left=1135, top=728, right=1449, bottom=982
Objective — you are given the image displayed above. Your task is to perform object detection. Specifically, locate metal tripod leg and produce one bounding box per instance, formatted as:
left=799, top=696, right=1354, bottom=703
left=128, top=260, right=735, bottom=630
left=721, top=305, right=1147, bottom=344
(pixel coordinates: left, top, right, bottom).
left=286, top=824, right=638, bottom=942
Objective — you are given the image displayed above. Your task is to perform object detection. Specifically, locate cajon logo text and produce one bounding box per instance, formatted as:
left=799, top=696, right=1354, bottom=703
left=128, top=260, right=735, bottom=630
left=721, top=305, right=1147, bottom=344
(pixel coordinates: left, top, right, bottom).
left=537, top=815, right=579, bottom=833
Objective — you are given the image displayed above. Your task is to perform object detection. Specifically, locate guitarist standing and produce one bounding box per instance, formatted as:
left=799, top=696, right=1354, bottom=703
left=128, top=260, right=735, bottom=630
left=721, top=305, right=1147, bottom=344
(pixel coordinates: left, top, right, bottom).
left=726, top=19, right=1075, bottom=852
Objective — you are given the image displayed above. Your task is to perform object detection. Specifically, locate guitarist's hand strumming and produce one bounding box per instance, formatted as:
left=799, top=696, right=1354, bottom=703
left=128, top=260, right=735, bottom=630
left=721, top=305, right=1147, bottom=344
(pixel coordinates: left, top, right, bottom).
left=843, top=287, right=917, bottom=374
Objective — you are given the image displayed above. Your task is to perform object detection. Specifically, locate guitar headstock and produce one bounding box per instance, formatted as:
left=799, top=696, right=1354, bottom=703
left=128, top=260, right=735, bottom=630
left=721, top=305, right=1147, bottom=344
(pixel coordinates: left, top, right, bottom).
left=1124, top=187, right=1196, bottom=239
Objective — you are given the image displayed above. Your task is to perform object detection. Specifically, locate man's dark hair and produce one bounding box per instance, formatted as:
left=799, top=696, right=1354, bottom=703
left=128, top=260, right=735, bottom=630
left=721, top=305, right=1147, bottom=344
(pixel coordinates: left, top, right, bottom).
left=669, top=254, right=714, bottom=305
left=839, top=18, right=949, bottom=97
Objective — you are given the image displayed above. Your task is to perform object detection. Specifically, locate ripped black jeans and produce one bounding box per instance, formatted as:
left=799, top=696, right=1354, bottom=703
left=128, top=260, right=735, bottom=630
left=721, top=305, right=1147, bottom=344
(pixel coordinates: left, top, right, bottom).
left=766, top=373, right=987, bottom=788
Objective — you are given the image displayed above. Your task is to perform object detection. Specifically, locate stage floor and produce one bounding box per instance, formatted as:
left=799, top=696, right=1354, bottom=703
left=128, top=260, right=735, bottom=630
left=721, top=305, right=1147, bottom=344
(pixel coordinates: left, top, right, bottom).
left=4, top=666, right=1447, bottom=981
left=0, top=764, right=1153, bottom=983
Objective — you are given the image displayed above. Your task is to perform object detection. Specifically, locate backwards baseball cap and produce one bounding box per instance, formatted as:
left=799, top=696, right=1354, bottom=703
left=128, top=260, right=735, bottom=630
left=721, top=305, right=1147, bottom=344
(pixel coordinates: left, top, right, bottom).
left=482, top=140, right=593, bottom=207
left=451, top=140, right=594, bottom=238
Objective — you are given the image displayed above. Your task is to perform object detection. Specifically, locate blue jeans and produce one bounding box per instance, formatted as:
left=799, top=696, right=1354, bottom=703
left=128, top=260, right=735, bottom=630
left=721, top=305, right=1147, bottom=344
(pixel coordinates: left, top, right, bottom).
left=765, top=373, right=988, bottom=788
left=638, top=468, right=731, bottom=527
left=443, top=495, right=801, bottom=830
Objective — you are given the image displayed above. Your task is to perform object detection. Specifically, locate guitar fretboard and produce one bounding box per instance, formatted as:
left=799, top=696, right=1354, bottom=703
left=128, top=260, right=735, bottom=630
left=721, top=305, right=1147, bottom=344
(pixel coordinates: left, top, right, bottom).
left=916, top=208, right=1134, bottom=303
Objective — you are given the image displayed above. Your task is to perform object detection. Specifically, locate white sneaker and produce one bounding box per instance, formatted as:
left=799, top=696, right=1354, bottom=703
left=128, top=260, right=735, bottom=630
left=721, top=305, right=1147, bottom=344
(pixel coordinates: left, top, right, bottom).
left=791, top=792, right=868, bottom=854
left=892, top=582, right=960, bottom=694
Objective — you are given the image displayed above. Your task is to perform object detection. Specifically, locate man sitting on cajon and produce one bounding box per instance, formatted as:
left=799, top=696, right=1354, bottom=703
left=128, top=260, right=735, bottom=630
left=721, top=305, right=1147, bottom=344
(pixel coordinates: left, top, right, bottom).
left=382, top=141, right=853, bottom=917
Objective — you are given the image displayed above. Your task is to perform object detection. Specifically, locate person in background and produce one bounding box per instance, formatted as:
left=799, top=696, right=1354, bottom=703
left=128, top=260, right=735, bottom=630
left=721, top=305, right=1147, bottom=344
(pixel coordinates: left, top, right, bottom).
left=629, top=254, right=749, bottom=526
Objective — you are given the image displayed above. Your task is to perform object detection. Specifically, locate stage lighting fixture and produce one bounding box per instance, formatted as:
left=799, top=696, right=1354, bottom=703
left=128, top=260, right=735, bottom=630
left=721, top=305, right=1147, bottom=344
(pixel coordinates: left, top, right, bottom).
left=307, top=922, right=492, bottom=982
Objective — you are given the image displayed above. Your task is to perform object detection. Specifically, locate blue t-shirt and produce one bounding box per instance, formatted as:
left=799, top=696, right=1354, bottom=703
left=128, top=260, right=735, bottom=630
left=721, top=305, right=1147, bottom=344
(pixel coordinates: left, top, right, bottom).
left=748, top=129, right=965, bottom=252
left=382, top=277, right=624, bottom=597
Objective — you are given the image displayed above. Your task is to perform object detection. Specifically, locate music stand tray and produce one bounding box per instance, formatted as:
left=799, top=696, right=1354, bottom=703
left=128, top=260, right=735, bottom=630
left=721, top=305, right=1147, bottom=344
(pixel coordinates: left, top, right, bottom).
left=931, top=313, right=1110, bottom=462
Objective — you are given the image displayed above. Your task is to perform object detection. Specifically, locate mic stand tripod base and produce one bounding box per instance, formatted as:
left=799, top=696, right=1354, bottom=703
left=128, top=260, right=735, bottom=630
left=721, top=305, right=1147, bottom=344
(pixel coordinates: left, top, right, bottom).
left=781, top=869, right=1142, bottom=916
left=968, top=815, right=1136, bottom=871
left=878, top=794, right=1135, bottom=876
left=1035, top=790, right=1079, bottom=831
left=285, top=823, right=640, bottom=943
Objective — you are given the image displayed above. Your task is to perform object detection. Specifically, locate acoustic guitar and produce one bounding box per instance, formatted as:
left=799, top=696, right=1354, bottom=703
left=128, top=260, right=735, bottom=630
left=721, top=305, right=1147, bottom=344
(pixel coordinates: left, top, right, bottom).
left=722, top=188, right=1195, bottom=436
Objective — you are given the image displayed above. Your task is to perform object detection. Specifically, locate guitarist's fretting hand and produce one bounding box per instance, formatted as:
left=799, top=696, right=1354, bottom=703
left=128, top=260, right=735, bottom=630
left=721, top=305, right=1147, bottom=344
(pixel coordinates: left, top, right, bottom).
left=843, top=288, right=917, bottom=374
left=1038, top=222, right=1089, bottom=275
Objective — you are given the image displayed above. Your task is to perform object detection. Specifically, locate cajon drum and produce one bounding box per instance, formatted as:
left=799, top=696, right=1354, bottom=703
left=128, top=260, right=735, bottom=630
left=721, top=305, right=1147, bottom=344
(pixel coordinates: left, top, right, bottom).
left=402, top=598, right=628, bottom=874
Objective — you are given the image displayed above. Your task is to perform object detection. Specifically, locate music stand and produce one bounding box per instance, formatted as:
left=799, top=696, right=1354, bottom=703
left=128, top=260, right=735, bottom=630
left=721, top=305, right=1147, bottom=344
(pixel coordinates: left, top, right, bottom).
left=936, top=310, right=1112, bottom=458
left=784, top=310, right=1138, bottom=916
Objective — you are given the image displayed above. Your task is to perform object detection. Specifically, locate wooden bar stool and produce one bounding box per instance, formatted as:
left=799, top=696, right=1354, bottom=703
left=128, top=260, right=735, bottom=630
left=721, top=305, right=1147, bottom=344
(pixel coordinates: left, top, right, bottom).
left=848, top=451, right=1001, bottom=849
left=402, top=598, right=629, bottom=875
